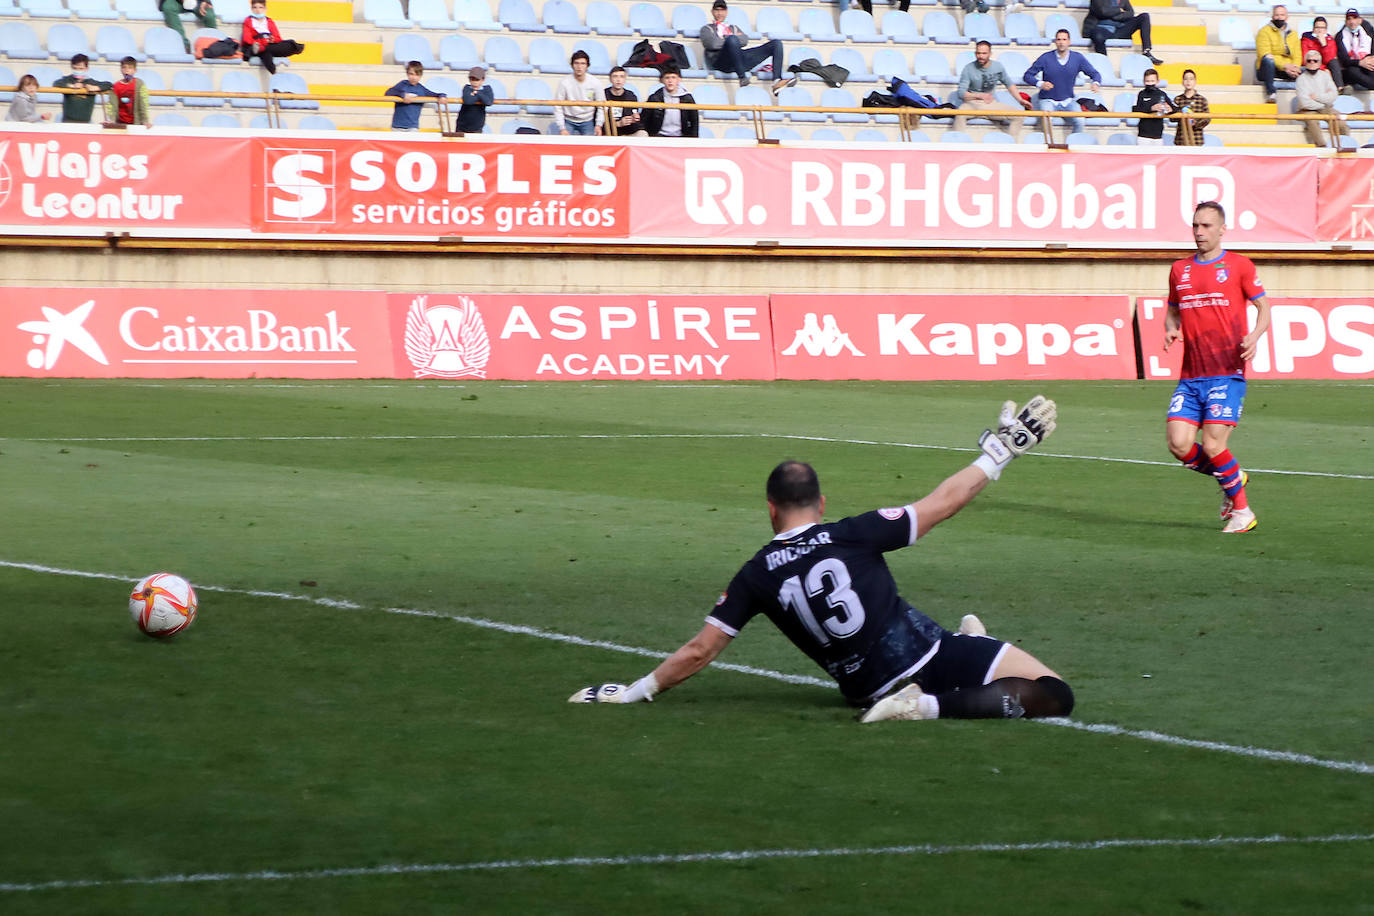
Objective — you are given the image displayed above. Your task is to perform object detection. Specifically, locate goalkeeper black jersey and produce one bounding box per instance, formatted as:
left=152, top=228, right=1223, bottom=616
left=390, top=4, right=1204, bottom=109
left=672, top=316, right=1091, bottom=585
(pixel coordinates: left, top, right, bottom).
left=706, top=506, right=947, bottom=704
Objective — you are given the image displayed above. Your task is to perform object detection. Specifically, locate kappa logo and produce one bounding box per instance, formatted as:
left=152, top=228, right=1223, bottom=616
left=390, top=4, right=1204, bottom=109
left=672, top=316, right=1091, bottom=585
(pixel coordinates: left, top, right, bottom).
left=16, top=299, right=109, bottom=370
left=781, top=312, right=864, bottom=358
left=403, top=294, right=491, bottom=378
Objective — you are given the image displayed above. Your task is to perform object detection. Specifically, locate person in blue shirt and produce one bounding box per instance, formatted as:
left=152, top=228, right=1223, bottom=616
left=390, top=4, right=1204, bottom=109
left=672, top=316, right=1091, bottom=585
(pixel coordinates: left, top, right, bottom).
left=1023, top=29, right=1101, bottom=135
left=385, top=61, right=446, bottom=131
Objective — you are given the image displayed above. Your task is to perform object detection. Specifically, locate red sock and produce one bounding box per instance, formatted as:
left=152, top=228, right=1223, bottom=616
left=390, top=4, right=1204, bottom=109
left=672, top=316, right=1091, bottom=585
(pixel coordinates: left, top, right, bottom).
left=1211, top=449, right=1248, bottom=510
left=1180, top=442, right=1216, bottom=475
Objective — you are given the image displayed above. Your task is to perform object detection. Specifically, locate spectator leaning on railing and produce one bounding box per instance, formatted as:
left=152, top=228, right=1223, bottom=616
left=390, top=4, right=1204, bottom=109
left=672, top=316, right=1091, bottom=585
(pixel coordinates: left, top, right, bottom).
left=104, top=56, right=150, bottom=126
left=1256, top=5, right=1303, bottom=103
left=1172, top=68, right=1210, bottom=145
left=54, top=54, right=112, bottom=124
left=6, top=74, right=49, bottom=122
left=642, top=65, right=698, bottom=138
left=1296, top=48, right=1349, bottom=146
left=1131, top=67, right=1175, bottom=146
left=385, top=60, right=446, bottom=131
left=951, top=41, right=1031, bottom=136
left=458, top=66, right=494, bottom=134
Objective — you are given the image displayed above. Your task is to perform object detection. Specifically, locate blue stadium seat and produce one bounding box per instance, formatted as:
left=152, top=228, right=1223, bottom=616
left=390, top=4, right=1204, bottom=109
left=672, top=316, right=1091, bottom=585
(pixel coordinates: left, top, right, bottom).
left=484, top=76, right=518, bottom=112
left=409, top=0, right=459, bottom=29
left=1107, top=131, right=1138, bottom=144
left=676, top=41, right=707, bottom=78
left=692, top=82, right=735, bottom=119
left=363, top=0, right=412, bottom=28
left=47, top=23, right=93, bottom=59
left=500, top=117, right=537, bottom=132
left=839, top=9, right=886, bottom=42
left=153, top=111, right=191, bottom=126
left=908, top=129, right=931, bottom=142
left=628, top=3, right=675, bottom=37
left=113, top=0, right=162, bottom=19
left=1044, top=13, right=1090, bottom=45
left=854, top=127, right=892, bottom=141
left=69, top=0, right=118, bottom=19
left=298, top=114, right=336, bottom=129
left=26, top=63, right=61, bottom=100
left=963, top=12, right=1009, bottom=44
left=1004, top=12, right=1044, bottom=44
left=982, top=129, right=1017, bottom=142
left=1203, top=133, right=1224, bottom=146
left=1217, top=15, right=1256, bottom=51
left=1119, top=53, right=1153, bottom=86
left=1066, top=130, right=1098, bottom=145
left=172, top=69, right=220, bottom=107
left=912, top=49, right=954, bottom=83
left=873, top=48, right=914, bottom=80
left=426, top=73, right=461, bottom=97
left=545, top=0, right=590, bottom=33
left=145, top=26, right=194, bottom=62
left=571, top=37, right=612, bottom=74
left=20, top=0, right=72, bottom=19
left=513, top=76, right=552, bottom=113
left=248, top=113, right=275, bottom=128
left=270, top=71, right=316, bottom=108
left=439, top=33, right=481, bottom=70
left=783, top=45, right=823, bottom=80
left=722, top=125, right=755, bottom=139
left=215, top=0, right=248, bottom=22
left=821, top=86, right=865, bottom=122
left=757, top=7, right=801, bottom=40
left=0, top=64, right=13, bottom=102
left=831, top=48, right=874, bottom=82
left=941, top=129, right=975, bottom=142
left=799, top=8, right=842, bottom=42
left=484, top=36, right=533, bottom=71
left=809, top=126, right=844, bottom=140
left=1085, top=52, right=1124, bottom=87
left=529, top=37, right=571, bottom=73
left=585, top=1, right=631, bottom=35
left=0, top=22, right=45, bottom=59
left=880, top=9, right=921, bottom=43
left=392, top=35, right=439, bottom=68
left=920, top=10, right=961, bottom=43
left=221, top=69, right=267, bottom=108
left=778, top=84, right=823, bottom=121
left=737, top=84, right=783, bottom=120
left=200, top=112, right=241, bottom=128
left=1112, top=89, right=1138, bottom=126
left=997, top=49, right=1031, bottom=81
left=724, top=5, right=749, bottom=32
left=498, top=0, right=543, bottom=31
left=138, top=67, right=175, bottom=105
left=671, top=3, right=707, bottom=36
left=768, top=126, right=802, bottom=140
left=454, top=0, right=501, bottom=30
left=0, top=2, right=17, bottom=17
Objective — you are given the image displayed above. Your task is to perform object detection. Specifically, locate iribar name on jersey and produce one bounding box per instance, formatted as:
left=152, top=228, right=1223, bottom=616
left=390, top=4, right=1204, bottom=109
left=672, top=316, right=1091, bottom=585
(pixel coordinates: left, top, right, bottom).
left=764, top=530, right=833, bottom=571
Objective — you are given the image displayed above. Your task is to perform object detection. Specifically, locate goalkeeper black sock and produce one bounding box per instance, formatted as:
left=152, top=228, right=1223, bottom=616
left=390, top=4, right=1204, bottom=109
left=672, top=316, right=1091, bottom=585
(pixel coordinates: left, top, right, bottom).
left=934, top=677, right=1074, bottom=719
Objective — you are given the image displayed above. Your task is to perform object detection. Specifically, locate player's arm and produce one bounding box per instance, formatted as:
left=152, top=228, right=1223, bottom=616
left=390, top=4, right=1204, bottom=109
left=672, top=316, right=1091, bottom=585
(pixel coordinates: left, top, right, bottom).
left=1240, top=296, right=1270, bottom=362
left=912, top=395, right=1057, bottom=539
left=569, top=623, right=732, bottom=705
left=1163, top=301, right=1182, bottom=351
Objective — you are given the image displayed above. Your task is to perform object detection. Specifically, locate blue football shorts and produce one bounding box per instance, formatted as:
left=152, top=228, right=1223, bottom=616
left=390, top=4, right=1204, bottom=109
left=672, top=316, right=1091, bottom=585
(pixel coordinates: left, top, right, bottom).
left=1167, top=376, right=1246, bottom=427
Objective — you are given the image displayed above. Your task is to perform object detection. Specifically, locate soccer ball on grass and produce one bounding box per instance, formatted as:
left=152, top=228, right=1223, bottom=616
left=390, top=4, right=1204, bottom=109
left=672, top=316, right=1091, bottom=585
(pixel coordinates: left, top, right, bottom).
left=129, top=573, right=198, bottom=638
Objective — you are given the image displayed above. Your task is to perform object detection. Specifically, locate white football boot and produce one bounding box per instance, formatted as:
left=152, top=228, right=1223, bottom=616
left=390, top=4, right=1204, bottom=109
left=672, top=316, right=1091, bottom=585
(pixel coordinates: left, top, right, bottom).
left=859, top=684, right=937, bottom=723
left=957, top=614, right=987, bottom=637
left=1220, top=471, right=1249, bottom=521
left=1221, top=507, right=1257, bottom=534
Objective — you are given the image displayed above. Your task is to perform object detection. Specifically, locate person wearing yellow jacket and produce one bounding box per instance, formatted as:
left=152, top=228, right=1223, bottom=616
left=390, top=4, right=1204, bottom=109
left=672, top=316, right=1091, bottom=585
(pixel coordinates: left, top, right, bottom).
left=1256, top=4, right=1304, bottom=102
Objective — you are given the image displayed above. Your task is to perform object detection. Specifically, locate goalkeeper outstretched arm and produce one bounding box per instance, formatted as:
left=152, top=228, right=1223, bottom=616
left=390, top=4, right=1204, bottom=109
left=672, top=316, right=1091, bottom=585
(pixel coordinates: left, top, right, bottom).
left=569, top=624, right=732, bottom=704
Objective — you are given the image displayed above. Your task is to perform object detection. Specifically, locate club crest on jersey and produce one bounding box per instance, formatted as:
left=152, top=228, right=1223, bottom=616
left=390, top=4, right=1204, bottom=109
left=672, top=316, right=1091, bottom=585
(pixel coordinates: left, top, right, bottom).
left=1215, top=267, right=1229, bottom=283
left=879, top=507, right=905, bottom=520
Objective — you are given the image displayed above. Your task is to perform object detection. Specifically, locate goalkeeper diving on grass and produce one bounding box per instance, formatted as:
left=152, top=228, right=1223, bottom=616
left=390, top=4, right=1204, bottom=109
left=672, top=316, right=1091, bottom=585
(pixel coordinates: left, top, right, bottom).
left=571, top=395, right=1074, bottom=723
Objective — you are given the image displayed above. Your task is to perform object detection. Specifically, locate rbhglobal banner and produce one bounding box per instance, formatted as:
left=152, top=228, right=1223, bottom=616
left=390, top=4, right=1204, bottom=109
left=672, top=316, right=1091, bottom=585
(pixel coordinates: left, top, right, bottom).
left=3, top=289, right=1370, bottom=380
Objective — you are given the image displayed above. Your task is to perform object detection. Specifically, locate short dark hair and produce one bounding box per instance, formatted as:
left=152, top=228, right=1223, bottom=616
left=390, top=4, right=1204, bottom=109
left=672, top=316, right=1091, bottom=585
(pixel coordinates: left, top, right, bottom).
left=1143, top=67, right=1158, bottom=80
left=120, top=56, right=137, bottom=68
left=659, top=63, right=681, bottom=77
left=766, top=461, right=821, bottom=510
left=975, top=39, right=991, bottom=50
left=71, top=53, right=89, bottom=67
left=609, top=65, right=626, bottom=76
left=571, top=49, right=590, bottom=64
left=406, top=60, right=423, bottom=72
left=1182, top=67, right=1197, bottom=79
left=1195, top=200, right=1226, bottom=223
left=1055, top=28, right=1070, bottom=38
left=1313, top=15, right=1327, bottom=25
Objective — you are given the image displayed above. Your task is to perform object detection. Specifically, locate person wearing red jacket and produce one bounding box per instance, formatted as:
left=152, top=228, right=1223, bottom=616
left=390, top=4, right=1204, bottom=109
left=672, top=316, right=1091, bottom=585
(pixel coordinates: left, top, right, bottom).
left=1301, top=16, right=1343, bottom=88
left=240, top=0, right=304, bottom=75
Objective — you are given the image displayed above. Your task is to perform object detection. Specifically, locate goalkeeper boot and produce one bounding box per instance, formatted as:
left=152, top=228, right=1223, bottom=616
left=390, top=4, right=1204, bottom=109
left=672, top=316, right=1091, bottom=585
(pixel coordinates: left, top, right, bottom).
left=1220, top=470, right=1249, bottom=520
left=1221, top=507, right=1257, bottom=534
left=859, top=684, right=937, bottom=723
left=958, top=614, right=987, bottom=637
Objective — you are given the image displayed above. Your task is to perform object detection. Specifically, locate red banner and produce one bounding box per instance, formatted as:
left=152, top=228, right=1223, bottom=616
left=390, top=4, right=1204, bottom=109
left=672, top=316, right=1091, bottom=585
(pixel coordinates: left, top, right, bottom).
left=384, top=293, right=774, bottom=380
left=0, top=132, right=249, bottom=232
left=0, top=287, right=393, bottom=378
left=630, top=147, right=1319, bottom=246
left=251, top=138, right=630, bottom=238
left=1316, top=158, right=1374, bottom=244
left=771, top=294, right=1135, bottom=380
left=1136, top=295, right=1374, bottom=379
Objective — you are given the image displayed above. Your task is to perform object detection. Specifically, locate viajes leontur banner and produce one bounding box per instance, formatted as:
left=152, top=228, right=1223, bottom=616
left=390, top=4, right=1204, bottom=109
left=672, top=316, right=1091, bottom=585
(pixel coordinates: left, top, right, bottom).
left=629, top=146, right=1319, bottom=247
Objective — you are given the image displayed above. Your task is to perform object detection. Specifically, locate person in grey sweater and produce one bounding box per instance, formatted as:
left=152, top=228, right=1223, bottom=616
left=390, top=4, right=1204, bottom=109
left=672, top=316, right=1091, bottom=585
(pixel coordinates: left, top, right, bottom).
left=6, top=74, right=49, bottom=122
left=1295, top=48, right=1348, bottom=146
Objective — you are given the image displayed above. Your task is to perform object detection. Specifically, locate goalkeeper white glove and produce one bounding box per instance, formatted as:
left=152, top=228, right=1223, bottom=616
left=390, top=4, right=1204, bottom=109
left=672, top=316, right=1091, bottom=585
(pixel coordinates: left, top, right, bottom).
left=975, top=395, right=1057, bottom=480
left=568, top=673, right=659, bottom=704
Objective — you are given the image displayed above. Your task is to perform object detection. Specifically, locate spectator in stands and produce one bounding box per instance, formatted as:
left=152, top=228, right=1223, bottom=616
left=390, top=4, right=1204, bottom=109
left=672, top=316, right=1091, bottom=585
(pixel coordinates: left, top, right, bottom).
left=1172, top=67, right=1210, bottom=145
left=1083, top=0, right=1162, bottom=64
left=552, top=49, right=604, bottom=136
left=1256, top=5, right=1303, bottom=103
left=951, top=41, right=1031, bottom=136
left=5, top=74, right=49, bottom=122
left=161, top=0, right=217, bottom=54
left=241, top=0, right=305, bottom=76
left=1023, top=29, right=1101, bottom=135
left=385, top=61, right=446, bottom=131
left=1302, top=16, right=1342, bottom=89
left=1334, top=8, right=1374, bottom=92
left=642, top=64, right=698, bottom=138
left=1296, top=48, right=1349, bottom=146
left=856, top=0, right=908, bottom=14
left=457, top=66, right=493, bottom=134
left=53, top=54, right=112, bottom=125
left=1131, top=67, right=1175, bottom=145
left=959, top=0, right=989, bottom=14
left=605, top=65, right=647, bottom=136
left=104, top=57, right=149, bottom=126
left=699, top=0, right=795, bottom=96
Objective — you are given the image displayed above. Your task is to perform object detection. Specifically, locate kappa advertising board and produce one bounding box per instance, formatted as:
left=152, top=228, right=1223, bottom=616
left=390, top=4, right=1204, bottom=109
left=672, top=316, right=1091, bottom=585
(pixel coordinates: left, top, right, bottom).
left=1136, top=295, right=1374, bottom=380
left=253, top=138, right=630, bottom=238
left=1, top=287, right=393, bottom=378
left=0, top=133, right=249, bottom=232
left=772, top=295, right=1136, bottom=380
left=630, top=147, right=1319, bottom=246
left=385, top=293, right=775, bottom=380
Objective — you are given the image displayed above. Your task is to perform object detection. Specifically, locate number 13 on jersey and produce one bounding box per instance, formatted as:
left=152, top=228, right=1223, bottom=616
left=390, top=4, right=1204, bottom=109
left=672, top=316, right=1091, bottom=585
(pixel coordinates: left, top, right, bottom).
left=777, top=557, right=867, bottom=646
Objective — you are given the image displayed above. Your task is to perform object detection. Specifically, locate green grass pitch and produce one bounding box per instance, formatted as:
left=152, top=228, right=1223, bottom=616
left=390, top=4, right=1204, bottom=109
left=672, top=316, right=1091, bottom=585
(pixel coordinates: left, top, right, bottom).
left=1, top=379, right=1370, bottom=914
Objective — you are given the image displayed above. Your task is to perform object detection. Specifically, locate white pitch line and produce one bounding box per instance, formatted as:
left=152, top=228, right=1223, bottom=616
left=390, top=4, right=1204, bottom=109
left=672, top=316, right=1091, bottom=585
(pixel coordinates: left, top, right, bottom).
left=2, top=432, right=1369, bottom=480
left=2, top=832, right=1371, bottom=893
left=1, top=560, right=1368, bottom=775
